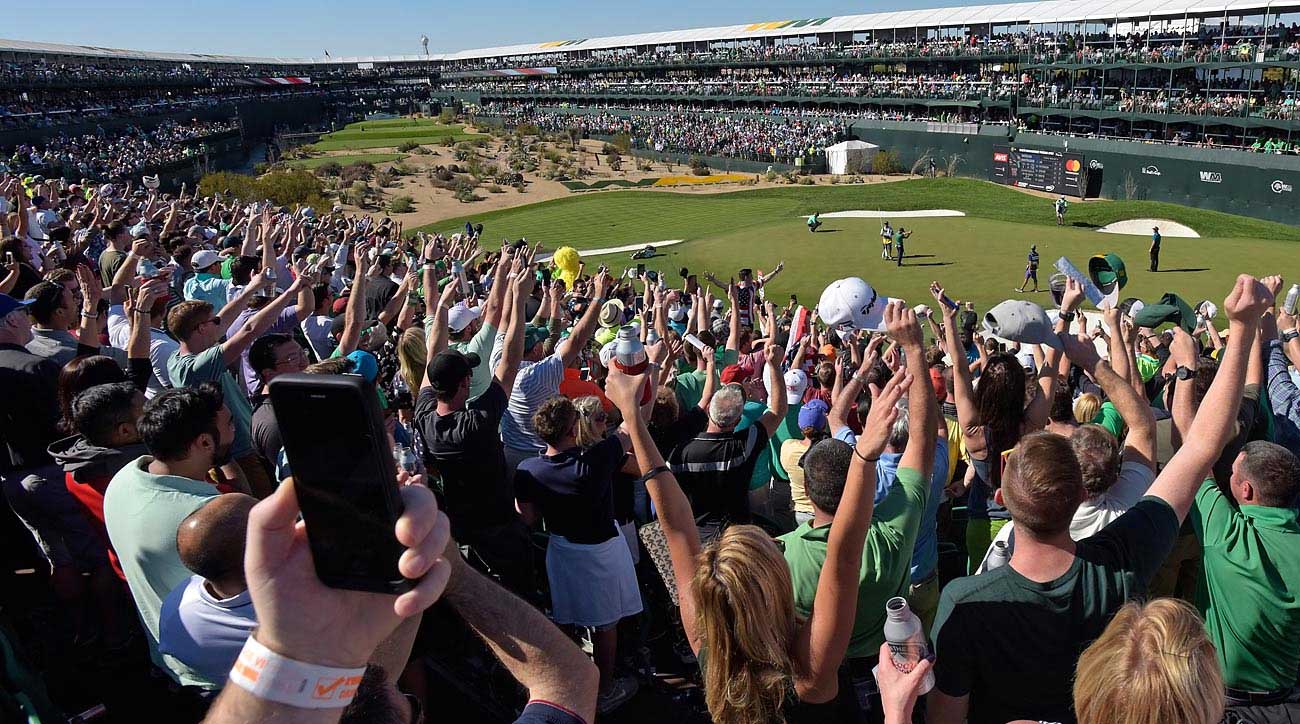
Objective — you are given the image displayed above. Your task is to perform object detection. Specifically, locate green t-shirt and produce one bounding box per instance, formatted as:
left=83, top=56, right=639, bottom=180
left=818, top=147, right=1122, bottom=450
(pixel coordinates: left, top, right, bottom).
left=450, top=321, right=498, bottom=401
left=167, top=346, right=254, bottom=458
left=1192, top=479, right=1300, bottom=691
left=98, top=247, right=126, bottom=289
left=931, top=497, right=1178, bottom=724
left=779, top=466, right=930, bottom=660
left=736, top=401, right=772, bottom=491
left=102, top=455, right=217, bottom=688
left=674, top=348, right=739, bottom=411
left=768, top=405, right=804, bottom=482
left=1092, top=400, right=1124, bottom=440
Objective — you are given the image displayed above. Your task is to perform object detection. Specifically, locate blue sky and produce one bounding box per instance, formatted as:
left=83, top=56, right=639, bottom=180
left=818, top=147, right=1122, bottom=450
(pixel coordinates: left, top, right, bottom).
left=12, top=0, right=1011, bottom=58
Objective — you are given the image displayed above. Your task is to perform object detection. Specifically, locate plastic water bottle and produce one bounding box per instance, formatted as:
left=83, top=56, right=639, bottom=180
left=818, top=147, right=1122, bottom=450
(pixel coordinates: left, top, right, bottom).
left=1284, top=284, right=1300, bottom=316
left=985, top=540, right=1010, bottom=572
left=882, top=597, right=935, bottom=694
left=451, top=261, right=471, bottom=297
left=393, top=445, right=422, bottom=476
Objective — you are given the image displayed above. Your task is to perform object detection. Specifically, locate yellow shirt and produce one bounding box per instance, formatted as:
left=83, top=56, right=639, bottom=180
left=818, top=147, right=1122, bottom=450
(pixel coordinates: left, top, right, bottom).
left=780, top=439, right=815, bottom=515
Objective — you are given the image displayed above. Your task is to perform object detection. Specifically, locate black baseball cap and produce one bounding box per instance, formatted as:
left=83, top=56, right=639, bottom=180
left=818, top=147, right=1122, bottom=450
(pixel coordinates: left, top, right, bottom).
left=426, top=350, right=481, bottom=393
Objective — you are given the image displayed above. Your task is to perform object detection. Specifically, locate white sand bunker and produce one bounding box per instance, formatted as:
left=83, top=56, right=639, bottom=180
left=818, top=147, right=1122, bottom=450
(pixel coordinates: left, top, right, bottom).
left=804, top=210, right=966, bottom=219
left=1097, top=219, right=1200, bottom=238
left=537, top=239, right=684, bottom=263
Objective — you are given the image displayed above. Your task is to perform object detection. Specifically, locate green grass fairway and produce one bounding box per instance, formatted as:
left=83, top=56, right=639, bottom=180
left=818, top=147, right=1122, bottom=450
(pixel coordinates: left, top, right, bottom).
left=308, top=119, right=480, bottom=151
left=286, top=153, right=404, bottom=169
left=412, top=178, right=1299, bottom=312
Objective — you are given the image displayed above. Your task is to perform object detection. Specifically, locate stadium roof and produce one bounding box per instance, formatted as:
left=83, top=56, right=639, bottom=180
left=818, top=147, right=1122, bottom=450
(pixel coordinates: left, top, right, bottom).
left=0, top=0, right=1293, bottom=66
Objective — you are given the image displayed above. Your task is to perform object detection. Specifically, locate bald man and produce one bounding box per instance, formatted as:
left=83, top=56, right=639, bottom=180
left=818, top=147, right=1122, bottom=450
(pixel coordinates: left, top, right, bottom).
left=158, top=493, right=258, bottom=688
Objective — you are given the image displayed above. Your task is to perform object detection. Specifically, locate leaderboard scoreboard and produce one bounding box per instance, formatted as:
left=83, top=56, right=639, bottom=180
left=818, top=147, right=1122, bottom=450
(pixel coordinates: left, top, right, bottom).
left=991, top=145, right=1086, bottom=197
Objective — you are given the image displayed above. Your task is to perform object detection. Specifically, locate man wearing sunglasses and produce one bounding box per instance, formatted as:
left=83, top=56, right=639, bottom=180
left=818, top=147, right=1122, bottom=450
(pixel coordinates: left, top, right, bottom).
left=166, top=269, right=308, bottom=499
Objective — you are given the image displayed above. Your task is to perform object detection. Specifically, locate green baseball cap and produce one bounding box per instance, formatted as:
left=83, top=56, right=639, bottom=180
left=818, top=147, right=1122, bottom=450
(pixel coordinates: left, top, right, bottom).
left=1133, top=293, right=1196, bottom=333
left=524, top=325, right=550, bottom=350
left=1088, top=253, right=1128, bottom=307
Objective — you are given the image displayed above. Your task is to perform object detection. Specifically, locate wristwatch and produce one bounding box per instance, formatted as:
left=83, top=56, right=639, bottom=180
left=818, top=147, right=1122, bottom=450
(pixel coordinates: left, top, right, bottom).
left=1059, top=310, right=1077, bottom=322
left=1175, top=365, right=1196, bottom=381
left=1282, top=330, right=1300, bottom=345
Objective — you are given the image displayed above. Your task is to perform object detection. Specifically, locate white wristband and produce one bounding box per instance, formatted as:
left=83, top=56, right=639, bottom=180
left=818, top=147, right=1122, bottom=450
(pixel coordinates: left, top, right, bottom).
left=229, top=635, right=366, bottom=709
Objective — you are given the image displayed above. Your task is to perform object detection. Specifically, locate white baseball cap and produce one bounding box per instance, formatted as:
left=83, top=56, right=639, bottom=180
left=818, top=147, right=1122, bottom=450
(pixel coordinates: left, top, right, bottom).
left=765, top=367, right=810, bottom=404
left=191, top=250, right=221, bottom=270
left=447, top=303, right=481, bottom=333
left=817, top=277, right=894, bottom=332
left=983, top=300, right=1064, bottom=350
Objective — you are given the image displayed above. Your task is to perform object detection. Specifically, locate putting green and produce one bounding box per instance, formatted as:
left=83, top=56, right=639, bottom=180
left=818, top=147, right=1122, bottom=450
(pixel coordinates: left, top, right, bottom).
left=411, top=178, right=1299, bottom=313
left=308, top=120, right=480, bottom=152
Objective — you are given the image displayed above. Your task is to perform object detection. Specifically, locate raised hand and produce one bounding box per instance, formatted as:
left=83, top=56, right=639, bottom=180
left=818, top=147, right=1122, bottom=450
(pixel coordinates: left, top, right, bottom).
left=884, top=300, right=923, bottom=348
left=1261, top=275, right=1284, bottom=302
left=1061, top=276, right=1085, bottom=313
left=1170, top=327, right=1198, bottom=368
left=858, top=370, right=913, bottom=457
left=1060, top=333, right=1101, bottom=373
left=1224, top=274, right=1272, bottom=324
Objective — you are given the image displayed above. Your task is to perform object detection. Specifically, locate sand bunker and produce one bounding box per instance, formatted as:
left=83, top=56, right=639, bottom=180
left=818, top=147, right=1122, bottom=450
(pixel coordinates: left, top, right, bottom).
left=1097, top=219, right=1200, bottom=238
left=537, top=240, right=685, bottom=263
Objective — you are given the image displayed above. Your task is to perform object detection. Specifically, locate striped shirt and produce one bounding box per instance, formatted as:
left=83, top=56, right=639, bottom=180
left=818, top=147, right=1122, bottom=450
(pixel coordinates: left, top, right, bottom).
left=493, top=334, right=565, bottom=453
left=669, top=424, right=770, bottom=524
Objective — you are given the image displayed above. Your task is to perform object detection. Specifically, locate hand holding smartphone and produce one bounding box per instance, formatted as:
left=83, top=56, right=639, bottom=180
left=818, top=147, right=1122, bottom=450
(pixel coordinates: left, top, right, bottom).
left=269, top=374, right=413, bottom=594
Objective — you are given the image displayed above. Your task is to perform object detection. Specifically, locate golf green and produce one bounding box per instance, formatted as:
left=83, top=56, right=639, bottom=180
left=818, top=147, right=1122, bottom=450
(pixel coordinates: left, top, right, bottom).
left=308, top=120, right=480, bottom=152
left=411, top=178, right=1299, bottom=313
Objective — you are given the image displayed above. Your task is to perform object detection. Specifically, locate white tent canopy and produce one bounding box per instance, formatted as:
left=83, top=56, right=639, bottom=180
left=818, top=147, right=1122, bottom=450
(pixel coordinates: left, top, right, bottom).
left=825, top=140, right=878, bottom=175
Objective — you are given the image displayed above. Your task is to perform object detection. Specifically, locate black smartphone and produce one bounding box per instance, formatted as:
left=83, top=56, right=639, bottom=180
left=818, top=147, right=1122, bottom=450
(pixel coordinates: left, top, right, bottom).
left=636, top=262, right=646, bottom=277
left=269, top=373, right=413, bottom=594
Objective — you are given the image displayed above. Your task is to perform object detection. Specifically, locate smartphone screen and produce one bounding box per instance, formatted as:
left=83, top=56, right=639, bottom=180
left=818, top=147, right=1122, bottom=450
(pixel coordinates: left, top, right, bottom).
left=269, top=374, right=412, bottom=594
left=636, top=262, right=646, bottom=277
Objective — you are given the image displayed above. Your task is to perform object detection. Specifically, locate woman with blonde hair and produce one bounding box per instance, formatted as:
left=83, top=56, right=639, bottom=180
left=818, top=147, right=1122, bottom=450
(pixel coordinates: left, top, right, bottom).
left=1074, top=598, right=1224, bottom=724
left=396, top=325, right=427, bottom=395
left=604, top=327, right=912, bottom=724
left=1073, top=391, right=1101, bottom=425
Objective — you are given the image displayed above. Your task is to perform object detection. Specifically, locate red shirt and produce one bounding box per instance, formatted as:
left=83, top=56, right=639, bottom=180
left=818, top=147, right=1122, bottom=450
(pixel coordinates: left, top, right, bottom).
left=560, top=368, right=612, bottom=412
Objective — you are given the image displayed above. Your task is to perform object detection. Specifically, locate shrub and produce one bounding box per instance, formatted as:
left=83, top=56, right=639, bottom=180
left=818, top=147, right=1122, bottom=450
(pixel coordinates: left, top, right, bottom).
left=438, top=108, right=456, bottom=124
left=314, top=161, right=343, bottom=177
left=375, top=170, right=397, bottom=188
left=390, top=162, right=414, bottom=176
left=764, top=168, right=778, bottom=182
left=440, top=136, right=456, bottom=147
left=487, top=184, right=505, bottom=194
left=873, top=149, right=903, bottom=175
left=410, top=146, right=431, bottom=155
left=453, top=181, right=480, bottom=203
left=397, top=140, right=420, bottom=153
left=198, top=170, right=328, bottom=213
left=829, top=175, right=840, bottom=184
left=348, top=181, right=370, bottom=207
left=688, top=155, right=710, bottom=176
left=607, top=151, right=622, bottom=172
left=389, top=195, right=414, bottom=213
left=798, top=176, right=815, bottom=185
left=610, top=133, right=632, bottom=154
left=340, top=161, right=375, bottom=185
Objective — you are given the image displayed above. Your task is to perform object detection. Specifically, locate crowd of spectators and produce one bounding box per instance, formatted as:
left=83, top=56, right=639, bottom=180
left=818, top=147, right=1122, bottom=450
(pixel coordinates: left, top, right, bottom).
left=484, top=102, right=849, bottom=162
left=3, top=154, right=1300, bottom=724
left=4, top=119, right=240, bottom=180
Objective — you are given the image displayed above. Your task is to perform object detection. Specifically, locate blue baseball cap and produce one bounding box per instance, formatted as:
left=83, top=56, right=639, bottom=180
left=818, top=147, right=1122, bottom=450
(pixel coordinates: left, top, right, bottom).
left=345, top=350, right=379, bottom=383
left=0, top=294, right=34, bottom=318
left=798, top=399, right=829, bottom=432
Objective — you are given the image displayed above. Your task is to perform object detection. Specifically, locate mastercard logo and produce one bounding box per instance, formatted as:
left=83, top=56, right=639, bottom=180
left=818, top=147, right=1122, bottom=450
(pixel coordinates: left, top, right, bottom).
left=1065, top=159, right=1082, bottom=172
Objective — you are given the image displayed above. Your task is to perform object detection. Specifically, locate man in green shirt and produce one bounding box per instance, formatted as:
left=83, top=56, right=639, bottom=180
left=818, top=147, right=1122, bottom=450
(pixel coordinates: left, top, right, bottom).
left=1192, top=442, right=1300, bottom=703
left=929, top=284, right=1272, bottom=724
left=104, top=384, right=232, bottom=689
left=779, top=308, right=934, bottom=717
left=167, top=269, right=308, bottom=498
